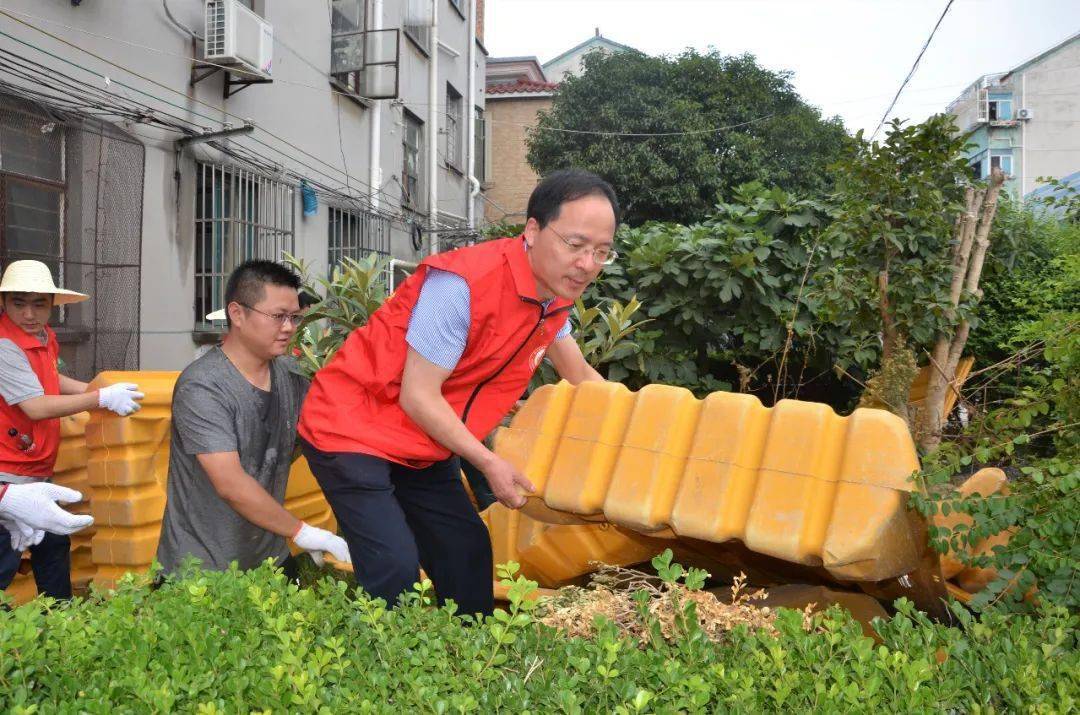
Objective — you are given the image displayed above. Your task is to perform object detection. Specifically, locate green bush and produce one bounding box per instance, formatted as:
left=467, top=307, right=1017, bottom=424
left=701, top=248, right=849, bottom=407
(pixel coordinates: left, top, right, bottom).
left=2, top=563, right=1077, bottom=712
left=911, top=185, right=1079, bottom=614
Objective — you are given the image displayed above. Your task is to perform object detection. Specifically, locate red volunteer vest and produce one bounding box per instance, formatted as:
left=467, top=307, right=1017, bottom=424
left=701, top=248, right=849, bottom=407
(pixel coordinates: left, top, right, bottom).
left=0, top=312, right=61, bottom=478
left=299, top=236, right=572, bottom=467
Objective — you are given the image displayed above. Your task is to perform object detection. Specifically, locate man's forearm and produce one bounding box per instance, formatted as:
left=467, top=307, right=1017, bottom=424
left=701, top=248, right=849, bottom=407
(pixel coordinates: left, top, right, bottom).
left=213, top=470, right=302, bottom=538
left=401, top=391, right=495, bottom=468
left=58, top=374, right=90, bottom=395
left=18, top=392, right=100, bottom=421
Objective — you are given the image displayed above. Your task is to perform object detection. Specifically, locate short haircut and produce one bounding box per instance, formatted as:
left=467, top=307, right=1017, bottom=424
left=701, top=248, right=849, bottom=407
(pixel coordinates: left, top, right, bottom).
left=2, top=292, right=54, bottom=306
left=526, top=169, right=620, bottom=229
left=224, top=260, right=302, bottom=327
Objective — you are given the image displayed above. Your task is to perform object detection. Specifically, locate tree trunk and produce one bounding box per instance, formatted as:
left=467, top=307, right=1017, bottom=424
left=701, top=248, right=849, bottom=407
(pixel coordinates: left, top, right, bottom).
left=917, top=169, right=1005, bottom=452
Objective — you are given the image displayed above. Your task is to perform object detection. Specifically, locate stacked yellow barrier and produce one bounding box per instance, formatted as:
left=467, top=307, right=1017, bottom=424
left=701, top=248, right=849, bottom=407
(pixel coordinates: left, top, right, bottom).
left=497, top=381, right=927, bottom=582
left=481, top=502, right=667, bottom=587
left=86, top=371, right=336, bottom=588
left=55, top=413, right=95, bottom=590
left=87, top=372, right=178, bottom=588
left=490, top=381, right=951, bottom=616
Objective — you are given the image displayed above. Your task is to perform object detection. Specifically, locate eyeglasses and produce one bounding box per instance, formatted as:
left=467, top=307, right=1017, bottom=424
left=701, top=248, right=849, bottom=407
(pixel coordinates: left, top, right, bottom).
left=238, top=303, right=304, bottom=327
left=545, top=224, right=618, bottom=266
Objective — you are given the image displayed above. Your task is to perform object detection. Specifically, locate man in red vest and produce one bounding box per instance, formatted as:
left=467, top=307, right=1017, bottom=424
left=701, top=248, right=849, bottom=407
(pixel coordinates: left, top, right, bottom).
left=0, top=260, right=142, bottom=599
left=299, top=170, right=619, bottom=616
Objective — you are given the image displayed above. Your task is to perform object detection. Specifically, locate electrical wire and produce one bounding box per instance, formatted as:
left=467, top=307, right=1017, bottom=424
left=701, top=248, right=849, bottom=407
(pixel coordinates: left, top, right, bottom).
left=0, top=33, right=473, bottom=232
left=870, top=0, right=955, bottom=140
left=0, top=13, right=448, bottom=227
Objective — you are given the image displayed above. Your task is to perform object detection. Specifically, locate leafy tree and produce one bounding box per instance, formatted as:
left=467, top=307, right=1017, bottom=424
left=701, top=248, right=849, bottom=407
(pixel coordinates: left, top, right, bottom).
left=527, top=49, right=850, bottom=226
left=584, top=182, right=854, bottom=401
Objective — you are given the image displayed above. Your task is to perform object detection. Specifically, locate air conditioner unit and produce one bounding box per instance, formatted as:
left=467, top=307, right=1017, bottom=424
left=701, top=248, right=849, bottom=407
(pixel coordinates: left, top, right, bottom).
left=204, top=0, right=273, bottom=79
left=1017, top=108, right=1034, bottom=120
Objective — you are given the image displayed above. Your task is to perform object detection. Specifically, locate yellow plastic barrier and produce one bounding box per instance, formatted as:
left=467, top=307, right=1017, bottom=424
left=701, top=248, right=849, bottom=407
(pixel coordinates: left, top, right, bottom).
left=86, top=371, right=335, bottom=588
left=908, top=356, right=975, bottom=418
left=934, top=467, right=1008, bottom=580
left=497, top=381, right=927, bottom=583
left=481, top=502, right=668, bottom=587
left=55, top=412, right=95, bottom=590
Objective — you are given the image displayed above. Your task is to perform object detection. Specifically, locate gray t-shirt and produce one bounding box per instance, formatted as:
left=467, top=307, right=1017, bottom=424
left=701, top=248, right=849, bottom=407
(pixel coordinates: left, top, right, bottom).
left=0, top=335, right=46, bottom=405
left=0, top=333, right=49, bottom=485
left=156, top=347, right=309, bottom=574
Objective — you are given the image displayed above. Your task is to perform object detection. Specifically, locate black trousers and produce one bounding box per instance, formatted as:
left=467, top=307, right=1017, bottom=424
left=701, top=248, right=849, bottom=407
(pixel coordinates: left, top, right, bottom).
left=0, top=528, right=72, bottom=600
left=301, top=440, right=494, bottom=617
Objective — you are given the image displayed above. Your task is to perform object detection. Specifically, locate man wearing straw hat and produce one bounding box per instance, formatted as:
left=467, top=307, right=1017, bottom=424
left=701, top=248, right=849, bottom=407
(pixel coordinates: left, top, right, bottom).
left=0, top=260, right=143, bottom=599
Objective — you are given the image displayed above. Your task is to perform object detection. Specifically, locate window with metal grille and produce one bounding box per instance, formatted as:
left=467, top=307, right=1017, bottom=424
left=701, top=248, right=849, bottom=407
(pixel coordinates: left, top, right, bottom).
left=328, top=205, right=391, bottom=268
left=474, top=106, right=487, bottom=183
left=194, top=162, right=295, bottom=328
left=404, top=23, right=429, bottom=54
left=0, top=96, right=143, bottom=378
left=402, top=110, right=423, bottom=211
left=0, top=108, right=65, bottom=283
left=445, top=83, right=462, bottom=171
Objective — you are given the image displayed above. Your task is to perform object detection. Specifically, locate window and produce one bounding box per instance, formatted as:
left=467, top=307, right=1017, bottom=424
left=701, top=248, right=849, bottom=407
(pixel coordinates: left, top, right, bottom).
left=447, top=0, right=464, bottom=17
left=445, top=83, right=462, bottom=171
left=402, top=111, right=423, bottom=210
left=0, top=96, right=144, bottom=376
left=474, top=106, right=487, bottom=183
left=194, top=163, right=295, bottom=328
left=988, top=94, right=1013, bottom=121
left=328, top=206, right=391, bottom=268
left=331, top=0, right=366, bottom=97
left=0, top=109, right=65, bottom=293
left=237, top=0, right=269, bottom=16
left=404, top=24, right=429, bottom=54
left=989, top=151, right=1013, bottom=177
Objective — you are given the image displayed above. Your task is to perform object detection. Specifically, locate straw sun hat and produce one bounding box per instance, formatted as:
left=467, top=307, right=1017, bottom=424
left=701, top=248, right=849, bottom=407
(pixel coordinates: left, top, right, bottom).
left=0, top=260, right=88, bottom=305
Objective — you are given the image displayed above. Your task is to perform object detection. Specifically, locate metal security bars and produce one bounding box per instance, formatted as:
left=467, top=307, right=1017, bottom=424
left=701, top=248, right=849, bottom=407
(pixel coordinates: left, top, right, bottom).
left=445, top=83, right=462, bottom=171
left=194, top=162, right=295, bottom=328
left=328, top=205, right=391, bottom=269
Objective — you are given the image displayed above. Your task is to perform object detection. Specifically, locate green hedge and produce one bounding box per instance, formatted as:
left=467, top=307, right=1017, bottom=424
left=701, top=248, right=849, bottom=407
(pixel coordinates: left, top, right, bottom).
left=2, top=563, right=1077, bottom=713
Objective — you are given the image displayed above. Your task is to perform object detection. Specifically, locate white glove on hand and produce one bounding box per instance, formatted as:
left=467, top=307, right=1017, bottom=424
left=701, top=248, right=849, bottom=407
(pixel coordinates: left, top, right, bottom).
left=292, top=522, right=352, bottom=567
left=97, top=382, right=144, bottom=416
left=0, top=515, right=44, bottom=552
left=0, top=483, right=95, bottom=535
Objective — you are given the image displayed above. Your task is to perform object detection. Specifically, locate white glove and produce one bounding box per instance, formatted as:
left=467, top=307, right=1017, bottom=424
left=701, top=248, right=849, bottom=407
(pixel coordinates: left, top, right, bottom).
left=0, top=483, right=95, bottom=535
left=0, top=515, right=44, bottom=552
left=97, top=382, right=144, bottom=416
left=292, top=522, right=352, bottom=567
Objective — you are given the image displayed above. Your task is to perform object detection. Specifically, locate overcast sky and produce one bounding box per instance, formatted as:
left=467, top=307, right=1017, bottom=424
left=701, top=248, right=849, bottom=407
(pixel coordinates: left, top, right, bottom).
left=485, top=0, right=1080, bottom=137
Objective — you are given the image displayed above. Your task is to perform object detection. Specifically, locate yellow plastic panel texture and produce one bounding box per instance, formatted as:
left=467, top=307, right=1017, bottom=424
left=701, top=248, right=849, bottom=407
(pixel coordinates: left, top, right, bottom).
left=908, top=356, right=975, bottom=418
left=85, top=371, right=337, bottom=585
left=498, top=382, right=925, bottom=582
left=481, top=502, right=667, bottom=588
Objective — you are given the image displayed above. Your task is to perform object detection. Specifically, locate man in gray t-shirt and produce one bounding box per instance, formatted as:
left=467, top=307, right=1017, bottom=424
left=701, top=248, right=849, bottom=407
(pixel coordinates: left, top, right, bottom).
left=155, top=261, right=350, bottom=577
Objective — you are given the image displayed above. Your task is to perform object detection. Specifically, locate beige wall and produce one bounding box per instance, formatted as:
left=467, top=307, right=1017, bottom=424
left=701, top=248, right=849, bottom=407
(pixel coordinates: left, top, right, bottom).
left=484, top=96, right=553, bottom=226
left=1016, top=39, right=1080, bottom=196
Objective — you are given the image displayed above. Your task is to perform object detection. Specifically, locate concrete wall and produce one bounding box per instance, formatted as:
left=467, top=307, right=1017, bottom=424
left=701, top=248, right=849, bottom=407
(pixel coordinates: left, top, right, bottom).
left=947, top=37, right=1079, bottom=198
left=483, top=95, right=551, bottom=225
left=1014, top=38, right=1080, bottom=197
left=0, top=0, right=485, bottom=370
